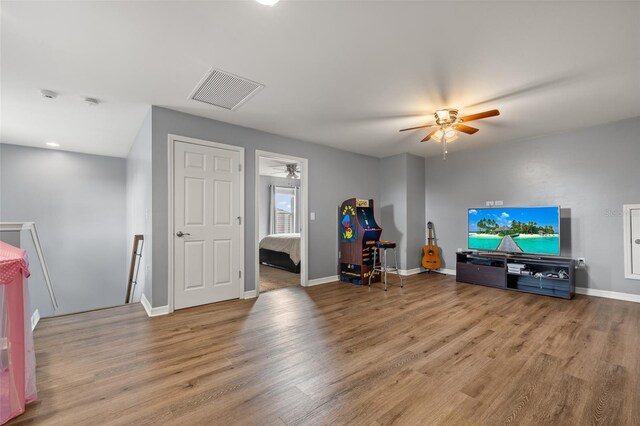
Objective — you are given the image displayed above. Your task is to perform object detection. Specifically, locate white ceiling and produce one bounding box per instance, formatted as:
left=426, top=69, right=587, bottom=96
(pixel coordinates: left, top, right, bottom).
left=2, top=1, right=639, bottom=158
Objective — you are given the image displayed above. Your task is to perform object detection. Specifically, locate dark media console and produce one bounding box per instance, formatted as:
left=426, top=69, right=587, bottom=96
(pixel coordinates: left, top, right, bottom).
left=456, top=251, right=575, bottom=299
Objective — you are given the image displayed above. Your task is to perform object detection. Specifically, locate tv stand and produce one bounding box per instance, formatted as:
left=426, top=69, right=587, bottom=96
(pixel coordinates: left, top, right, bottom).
left=456, top=251, right=575, bottom=299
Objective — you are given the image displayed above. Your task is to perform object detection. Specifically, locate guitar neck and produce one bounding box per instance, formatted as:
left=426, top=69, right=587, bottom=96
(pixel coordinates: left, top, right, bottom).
left=427, top=224, right=434, bottom=246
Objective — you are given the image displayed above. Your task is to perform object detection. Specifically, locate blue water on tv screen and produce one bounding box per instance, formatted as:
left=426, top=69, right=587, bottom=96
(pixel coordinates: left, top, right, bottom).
left=468, top=206, right=560, bottom=255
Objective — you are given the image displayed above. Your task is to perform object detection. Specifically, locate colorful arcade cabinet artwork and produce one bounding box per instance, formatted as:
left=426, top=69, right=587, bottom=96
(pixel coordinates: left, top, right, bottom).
left=339, top=198, right=382, bottom=285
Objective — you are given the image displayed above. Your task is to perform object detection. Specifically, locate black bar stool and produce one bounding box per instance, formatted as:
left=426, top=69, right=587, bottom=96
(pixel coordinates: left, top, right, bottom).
left=369, top=241, right=403, bottom=291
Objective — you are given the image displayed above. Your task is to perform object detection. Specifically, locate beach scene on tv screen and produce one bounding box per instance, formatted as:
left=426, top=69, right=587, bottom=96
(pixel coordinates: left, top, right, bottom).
left=468, top=207, right=560, bottom=255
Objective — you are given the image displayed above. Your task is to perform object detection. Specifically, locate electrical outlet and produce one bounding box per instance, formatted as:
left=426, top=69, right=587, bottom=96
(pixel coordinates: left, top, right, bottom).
left=486, top=201, right=494, bottom=207
left=310, top=212, right=316, bottom=221
left=457, top=248, right=463, bottom=252
left=577, top=257, right=586, bottom=267
left=495, top=200, right=504, bottom=206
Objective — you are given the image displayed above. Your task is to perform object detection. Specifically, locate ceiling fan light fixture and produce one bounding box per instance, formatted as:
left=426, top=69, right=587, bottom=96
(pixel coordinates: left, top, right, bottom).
left=435, top=109, right=450, bottom=121
left=445, top=128, right=457, bottom=139
left=432, top=127, right=458, bottom=143
left=399, top=107, right=498, bottom=159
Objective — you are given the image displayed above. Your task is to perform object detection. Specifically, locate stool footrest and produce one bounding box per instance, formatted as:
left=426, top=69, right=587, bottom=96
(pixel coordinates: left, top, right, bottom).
left=368, top=244, right=403, bottom=291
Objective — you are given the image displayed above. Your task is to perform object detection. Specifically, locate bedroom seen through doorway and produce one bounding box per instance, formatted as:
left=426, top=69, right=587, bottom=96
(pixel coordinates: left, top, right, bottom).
left=257, top=154, right=306, bottom=293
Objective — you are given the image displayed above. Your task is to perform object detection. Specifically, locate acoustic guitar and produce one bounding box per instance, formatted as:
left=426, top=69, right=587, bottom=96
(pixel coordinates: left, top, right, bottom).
left=421, top=222, right=442, bottom=270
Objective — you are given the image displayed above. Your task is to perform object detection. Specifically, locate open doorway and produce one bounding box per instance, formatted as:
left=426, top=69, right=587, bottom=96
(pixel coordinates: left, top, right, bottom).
left=255, top=151, right=308, bottom=293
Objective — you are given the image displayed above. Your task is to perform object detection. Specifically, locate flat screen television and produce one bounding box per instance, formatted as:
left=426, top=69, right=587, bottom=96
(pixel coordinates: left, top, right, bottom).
left=468, top=206, right=560, bottom=255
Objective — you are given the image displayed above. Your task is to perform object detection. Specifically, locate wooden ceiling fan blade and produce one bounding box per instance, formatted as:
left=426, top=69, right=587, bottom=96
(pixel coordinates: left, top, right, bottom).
left=399, top=123, right=436, bottom=132
left=420, top=129, right=438, bottom=142
left=454, top=124, right=479, bottom=135
left=459, top=109, right=500, bottom=123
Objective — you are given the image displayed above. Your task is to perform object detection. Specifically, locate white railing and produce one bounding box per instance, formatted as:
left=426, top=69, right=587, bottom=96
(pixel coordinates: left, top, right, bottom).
left=0, top=222, right=58, bottom=310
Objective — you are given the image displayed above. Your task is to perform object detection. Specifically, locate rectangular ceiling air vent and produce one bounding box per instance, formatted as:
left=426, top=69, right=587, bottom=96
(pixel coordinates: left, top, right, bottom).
left=189, top=68, right=264, bottom=111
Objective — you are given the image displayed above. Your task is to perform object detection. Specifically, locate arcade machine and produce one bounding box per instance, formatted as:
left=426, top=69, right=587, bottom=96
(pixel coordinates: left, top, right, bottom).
left=339, top=198, right=382, bottom=285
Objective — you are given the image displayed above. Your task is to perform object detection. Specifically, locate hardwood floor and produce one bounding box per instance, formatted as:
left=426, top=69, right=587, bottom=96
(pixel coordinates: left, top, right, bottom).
left=9, top=274, right=640, bottom=425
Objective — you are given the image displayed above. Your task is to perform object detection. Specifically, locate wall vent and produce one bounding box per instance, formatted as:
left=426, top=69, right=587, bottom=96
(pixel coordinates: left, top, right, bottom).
left=189, top=68, right=264, bottom=110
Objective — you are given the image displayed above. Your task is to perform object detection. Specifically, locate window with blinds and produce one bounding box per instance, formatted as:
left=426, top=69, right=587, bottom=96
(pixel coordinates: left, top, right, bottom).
left=274, top=187, right=296, bottom=234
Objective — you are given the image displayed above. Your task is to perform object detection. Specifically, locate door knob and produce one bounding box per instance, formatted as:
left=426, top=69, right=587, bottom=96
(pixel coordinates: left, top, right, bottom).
left=635, top=239, right=640, bottom=244
left=176, top=231, right=191, bottom=237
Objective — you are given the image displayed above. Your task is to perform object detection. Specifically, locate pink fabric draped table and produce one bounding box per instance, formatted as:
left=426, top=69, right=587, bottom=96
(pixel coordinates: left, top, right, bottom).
left=0, top=241, right=37, bottom=425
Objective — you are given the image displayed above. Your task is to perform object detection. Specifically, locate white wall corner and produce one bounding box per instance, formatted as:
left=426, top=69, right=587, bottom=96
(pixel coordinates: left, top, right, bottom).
left=575, top=287, right=640, bottom=303
left=141, top=294, right=170, bottom=317
left=308, top=275, right=339, bottom=286
left=243, top=289, right=258, bottom=299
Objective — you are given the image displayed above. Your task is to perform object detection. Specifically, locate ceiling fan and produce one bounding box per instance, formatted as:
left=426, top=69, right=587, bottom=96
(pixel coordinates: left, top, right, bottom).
left=400, top=108, right=500, bottom=159
left=262, top=162, right=301, bottom=178
left=285, top=163, right=300, bottom=179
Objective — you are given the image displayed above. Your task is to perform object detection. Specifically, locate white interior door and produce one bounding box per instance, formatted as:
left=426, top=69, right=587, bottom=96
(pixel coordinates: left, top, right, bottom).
left=632, top=209, right=640, bottom=275
left=174, top=140, right=242, bottom=310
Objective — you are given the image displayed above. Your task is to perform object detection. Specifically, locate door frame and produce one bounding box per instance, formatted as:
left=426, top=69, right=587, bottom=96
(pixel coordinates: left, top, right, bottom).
left=624, top=204, right=640, bottom=280
left=167, top=134, right=245, bottom=313
left=255, top=150, right=309, bottom=292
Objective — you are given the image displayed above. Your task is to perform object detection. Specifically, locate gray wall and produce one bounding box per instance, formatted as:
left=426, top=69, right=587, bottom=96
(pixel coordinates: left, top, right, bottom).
left=424, top=117, right=640, bottom=295
left=379, top=153, right=426, bottom=270
left=0, top=231, right=20, bottom=246
left=0, top=144, right=128, bottom=316
left=151, top=107, right=380, bottom=307
left=258, top=175, right=301, bottom=242
left=406, top=153, right=426, bottom=270
left=379, top=154, right=408, bottom=269
left=126, top=109, right=152, bottom=303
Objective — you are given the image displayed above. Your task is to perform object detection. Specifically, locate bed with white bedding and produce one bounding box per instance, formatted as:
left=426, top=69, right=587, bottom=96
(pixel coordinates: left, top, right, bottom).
left=259, top=233, right=301, bottom=273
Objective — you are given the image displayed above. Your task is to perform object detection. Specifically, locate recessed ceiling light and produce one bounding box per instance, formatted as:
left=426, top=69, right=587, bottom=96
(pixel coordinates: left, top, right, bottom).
left=40, top=89, right=58, bottom=99
left=46, top=141, right=60, bottom=147
left=256, top=0, right=279, bottom=6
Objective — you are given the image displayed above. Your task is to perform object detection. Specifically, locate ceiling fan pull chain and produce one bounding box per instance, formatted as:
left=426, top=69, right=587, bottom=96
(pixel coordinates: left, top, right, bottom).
left=442, top=131, right=447, bottom=160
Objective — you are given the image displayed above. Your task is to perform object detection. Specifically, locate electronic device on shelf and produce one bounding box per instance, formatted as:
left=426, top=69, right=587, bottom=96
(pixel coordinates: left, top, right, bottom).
left=468, top=206, right=561, bottom=256
left=456, top=251, right=575, bottom=299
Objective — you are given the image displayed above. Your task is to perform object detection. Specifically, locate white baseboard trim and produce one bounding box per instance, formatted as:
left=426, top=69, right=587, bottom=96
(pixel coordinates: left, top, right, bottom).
left=308, top=275, right=339, bottom=286
left=243, top=290, right=258, bottom=299
left=440, top=268, right=456, bottom=276
left=31, top=309, right=40, bottom=331
left=141, top=294, right=170, bottom=317
left=575, top=287, right=640, bottom=303
left=399, top=268, right=421, bottom=276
